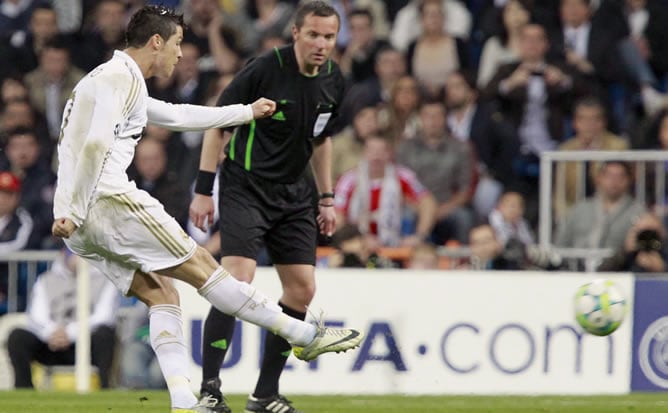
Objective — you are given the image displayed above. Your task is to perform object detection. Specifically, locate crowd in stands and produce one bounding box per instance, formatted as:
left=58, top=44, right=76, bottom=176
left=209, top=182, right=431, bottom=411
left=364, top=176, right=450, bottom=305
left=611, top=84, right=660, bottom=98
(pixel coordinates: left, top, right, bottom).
left=0, top=0, right=667, bottom=301
left=2, top=0, right=668, bottom=392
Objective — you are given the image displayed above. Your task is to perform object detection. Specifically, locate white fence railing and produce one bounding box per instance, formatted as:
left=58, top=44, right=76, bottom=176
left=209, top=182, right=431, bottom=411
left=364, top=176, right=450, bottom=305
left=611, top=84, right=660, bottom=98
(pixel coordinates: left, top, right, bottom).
left=0, top=251, right=93, bottom=393
left=539, top=150, right=668, bottom=269
left=0, top=250, right=60, bottom=313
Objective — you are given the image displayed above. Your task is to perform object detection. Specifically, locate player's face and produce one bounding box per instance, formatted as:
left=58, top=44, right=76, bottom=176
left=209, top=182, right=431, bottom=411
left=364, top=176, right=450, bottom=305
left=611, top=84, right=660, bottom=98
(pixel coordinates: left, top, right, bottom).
left=156, top=26, right=183, bottom=78
left=292, top=13, right=339, bottom=74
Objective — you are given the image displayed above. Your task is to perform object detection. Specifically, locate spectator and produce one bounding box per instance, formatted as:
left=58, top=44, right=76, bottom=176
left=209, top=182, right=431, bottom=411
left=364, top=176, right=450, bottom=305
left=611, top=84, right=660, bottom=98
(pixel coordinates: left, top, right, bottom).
left=0, top=128, right=56, bottom=248
left=128, top=138, right=190, bottom=229
left=1, top=76, right=29, bottom=103
left=9, top=4, right=59, bottom=74
left=484, top=23, right=581, bottom=161
left=182, top=0, right=230, bottom=72
left=118, top=300, right=165, bottom=389
left=341, top=46, right=406, bottom=124
left=406, top=0, right=468, bottom=98
left=554, top=96, right=629, bottom=217
left=477, top=0, right=530, bottom=89
left=331, top=102, right=380, bottom=183
left=377, top=75, right=422, bottom=143
left=391, top=0, right=472, bottom=51
left=24, top=36, right=85, bottom=141
left=555, top=161, right=646, bottom=252
left=0, top=99, right=49, bottom=145
left=622, top=0, right=668, bottom=89
left=334, top=134, right=437, bottom=248
left=445, top=69, right=520, bottom=217
left=593, top=0, right=668, bottom=117
left=0, top=0, right=48, bottom=39
left=396, top=100, right=474, bottom=244
left=206, top=13, right=244, bottom=75
left=7, top=249, right=119, bottom=389
left=407, top=242, right=439, bottom=269
left=488, top=190, right=535, bottom=246
left=553, top=0, right=625, bottom=94
left=244, top=0, right=295, bottom=52
left=140, top=125, right=195, bottom=189
left=149, top=41, right=210, bottom=106
left=71, top=0, right=127, bottom=72
left=327, top=223, right=395, bottom=269
left=338, top=8, right=390, bottom=84
left=598, top=211, right=667, bottom=272
left=633, top=109, right=668, bottom=207
left=467, top=224, right=520, bottom=270
left=0, top=171, right=33, bottom=314
left=484, top=23, right=584, bottom=224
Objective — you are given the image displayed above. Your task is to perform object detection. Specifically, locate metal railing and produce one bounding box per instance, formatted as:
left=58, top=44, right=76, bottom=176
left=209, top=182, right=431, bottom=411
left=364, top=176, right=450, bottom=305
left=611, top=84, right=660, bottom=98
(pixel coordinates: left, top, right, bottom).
left=539, top=150, right=668, bottom=269
left=1, top=250, right=60, bottom=313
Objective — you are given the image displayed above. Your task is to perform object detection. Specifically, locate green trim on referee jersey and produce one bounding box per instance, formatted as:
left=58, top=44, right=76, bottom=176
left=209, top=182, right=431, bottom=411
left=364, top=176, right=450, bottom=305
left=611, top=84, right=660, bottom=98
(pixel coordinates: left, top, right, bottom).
left=116, top=194, right=189, bottom=257
left=229, top=130, right=237, bottom=161
left=274, top=46, right=283, bottom=68
left=244, top=120, right=256, bottom=171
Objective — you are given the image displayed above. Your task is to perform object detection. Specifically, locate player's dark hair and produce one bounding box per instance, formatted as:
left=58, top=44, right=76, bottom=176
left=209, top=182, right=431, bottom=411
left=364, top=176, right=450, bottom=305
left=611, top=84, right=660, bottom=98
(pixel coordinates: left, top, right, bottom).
left=125, top=5, right=184, bottom=48
left=294, top=1, right=340, bottom=30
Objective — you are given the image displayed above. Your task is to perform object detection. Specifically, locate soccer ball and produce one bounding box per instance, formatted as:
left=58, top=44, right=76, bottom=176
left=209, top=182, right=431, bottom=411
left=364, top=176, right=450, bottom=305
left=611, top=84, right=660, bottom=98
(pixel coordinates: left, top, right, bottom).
left=574, top=279, right=628, bottom=336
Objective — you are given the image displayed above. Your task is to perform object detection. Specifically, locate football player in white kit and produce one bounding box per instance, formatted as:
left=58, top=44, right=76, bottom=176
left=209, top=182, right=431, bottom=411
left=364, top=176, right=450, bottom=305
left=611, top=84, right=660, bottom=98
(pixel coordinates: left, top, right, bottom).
left=52, top=6, right=363, bottom=413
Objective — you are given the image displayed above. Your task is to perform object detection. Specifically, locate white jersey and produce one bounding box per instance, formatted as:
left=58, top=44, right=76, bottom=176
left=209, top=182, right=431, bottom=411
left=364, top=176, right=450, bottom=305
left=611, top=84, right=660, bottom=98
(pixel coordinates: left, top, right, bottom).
left=54, top=50, right=253, bottom=227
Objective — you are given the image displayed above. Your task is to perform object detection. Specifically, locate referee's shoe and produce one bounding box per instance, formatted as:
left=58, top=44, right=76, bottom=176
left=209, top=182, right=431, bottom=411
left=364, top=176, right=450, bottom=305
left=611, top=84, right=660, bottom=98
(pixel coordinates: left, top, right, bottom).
left=245, top=394, right=302, bottom=413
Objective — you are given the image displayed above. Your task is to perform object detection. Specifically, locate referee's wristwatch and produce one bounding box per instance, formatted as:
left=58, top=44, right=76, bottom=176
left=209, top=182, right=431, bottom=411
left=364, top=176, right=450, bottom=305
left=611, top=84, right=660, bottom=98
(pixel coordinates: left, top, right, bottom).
left=318, top=192, right=335, bottom=207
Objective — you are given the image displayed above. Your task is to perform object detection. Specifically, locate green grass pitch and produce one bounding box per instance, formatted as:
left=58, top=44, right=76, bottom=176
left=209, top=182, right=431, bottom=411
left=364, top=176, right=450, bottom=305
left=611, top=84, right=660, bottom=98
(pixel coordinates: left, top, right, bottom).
left=1, top=391, right=668, bottom=413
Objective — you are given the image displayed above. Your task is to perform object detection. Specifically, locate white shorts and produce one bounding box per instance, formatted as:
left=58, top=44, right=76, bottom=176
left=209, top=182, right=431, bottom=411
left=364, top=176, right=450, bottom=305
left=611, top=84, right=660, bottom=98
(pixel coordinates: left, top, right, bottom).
left=64, top=189, right=196, bottom=295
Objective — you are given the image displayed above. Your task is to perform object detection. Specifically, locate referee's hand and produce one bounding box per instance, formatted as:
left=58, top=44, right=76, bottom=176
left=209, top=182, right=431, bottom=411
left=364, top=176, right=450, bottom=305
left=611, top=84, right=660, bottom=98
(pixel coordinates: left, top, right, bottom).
left=250, top=98, right=276, bottom=119
left=190, top=194, right=215, bottom=231
left=317, top=204, right=336, bottom=237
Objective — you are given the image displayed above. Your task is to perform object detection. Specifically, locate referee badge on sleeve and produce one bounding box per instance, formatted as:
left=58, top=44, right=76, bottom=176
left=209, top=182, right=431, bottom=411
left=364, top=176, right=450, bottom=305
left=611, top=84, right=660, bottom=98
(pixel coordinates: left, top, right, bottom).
left=313, top=112, right=331, bottom=137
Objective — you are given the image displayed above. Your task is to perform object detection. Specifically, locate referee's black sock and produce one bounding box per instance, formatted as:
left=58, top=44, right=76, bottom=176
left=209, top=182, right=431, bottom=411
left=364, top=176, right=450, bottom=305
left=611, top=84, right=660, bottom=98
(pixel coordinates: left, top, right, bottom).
left=253, top=302, right=306, bottom=398
left=201, top=306, right=236, bottom=389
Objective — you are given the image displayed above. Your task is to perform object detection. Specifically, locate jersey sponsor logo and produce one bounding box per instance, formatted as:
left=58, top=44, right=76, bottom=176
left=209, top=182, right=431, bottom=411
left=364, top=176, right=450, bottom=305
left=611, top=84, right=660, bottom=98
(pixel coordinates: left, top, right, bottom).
left=272, top=110, right=286, bottom=121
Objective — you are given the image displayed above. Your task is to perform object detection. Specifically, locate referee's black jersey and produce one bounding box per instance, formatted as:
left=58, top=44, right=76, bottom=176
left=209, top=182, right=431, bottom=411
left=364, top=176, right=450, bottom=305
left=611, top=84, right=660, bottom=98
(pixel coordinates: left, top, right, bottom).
left=217, top=45, right=345, bottom=183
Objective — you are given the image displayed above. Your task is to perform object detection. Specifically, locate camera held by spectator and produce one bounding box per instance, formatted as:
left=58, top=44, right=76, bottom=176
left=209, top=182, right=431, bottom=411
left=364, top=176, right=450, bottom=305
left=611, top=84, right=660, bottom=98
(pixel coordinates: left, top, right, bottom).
left=598, top=213, right=667, bottom=273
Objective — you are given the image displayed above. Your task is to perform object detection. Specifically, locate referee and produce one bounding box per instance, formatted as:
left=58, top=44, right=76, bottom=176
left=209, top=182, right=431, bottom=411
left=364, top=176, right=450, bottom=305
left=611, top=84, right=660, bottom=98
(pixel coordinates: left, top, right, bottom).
left=189, top=2, right=344, bottom=412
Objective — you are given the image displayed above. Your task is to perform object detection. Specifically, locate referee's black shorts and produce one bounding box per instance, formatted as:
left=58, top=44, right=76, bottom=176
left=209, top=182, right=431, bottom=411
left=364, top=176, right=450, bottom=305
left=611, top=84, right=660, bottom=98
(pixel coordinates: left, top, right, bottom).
left=217, top=160, right=317, bottom=265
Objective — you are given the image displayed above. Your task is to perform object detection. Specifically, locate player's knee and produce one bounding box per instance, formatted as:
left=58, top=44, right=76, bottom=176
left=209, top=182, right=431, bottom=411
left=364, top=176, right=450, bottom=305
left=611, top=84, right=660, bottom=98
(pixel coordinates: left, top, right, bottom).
left=160, top=281, right=180, bottom=305
left=137, top=282, right=179, bottom=307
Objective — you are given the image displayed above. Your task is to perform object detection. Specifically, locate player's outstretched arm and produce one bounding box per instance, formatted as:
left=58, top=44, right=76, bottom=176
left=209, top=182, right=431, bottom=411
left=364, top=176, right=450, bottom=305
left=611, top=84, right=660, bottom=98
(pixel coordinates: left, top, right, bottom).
left=249, top=97, right=275, bottom=118
left=146, top=97, right=275, bottom=132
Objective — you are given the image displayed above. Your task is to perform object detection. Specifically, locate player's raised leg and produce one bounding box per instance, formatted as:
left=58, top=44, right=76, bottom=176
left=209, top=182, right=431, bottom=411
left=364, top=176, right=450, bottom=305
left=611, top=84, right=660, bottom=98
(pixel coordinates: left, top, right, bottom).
left=158, top=247, right=363, bottom=356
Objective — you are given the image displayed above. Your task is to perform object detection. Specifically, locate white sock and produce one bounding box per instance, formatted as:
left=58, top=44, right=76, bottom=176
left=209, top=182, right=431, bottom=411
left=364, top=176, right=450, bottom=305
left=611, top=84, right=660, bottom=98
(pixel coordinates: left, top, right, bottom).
left=149, top=304, right=197, bottom=409
left=198, top=267, right=316, bottom=346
